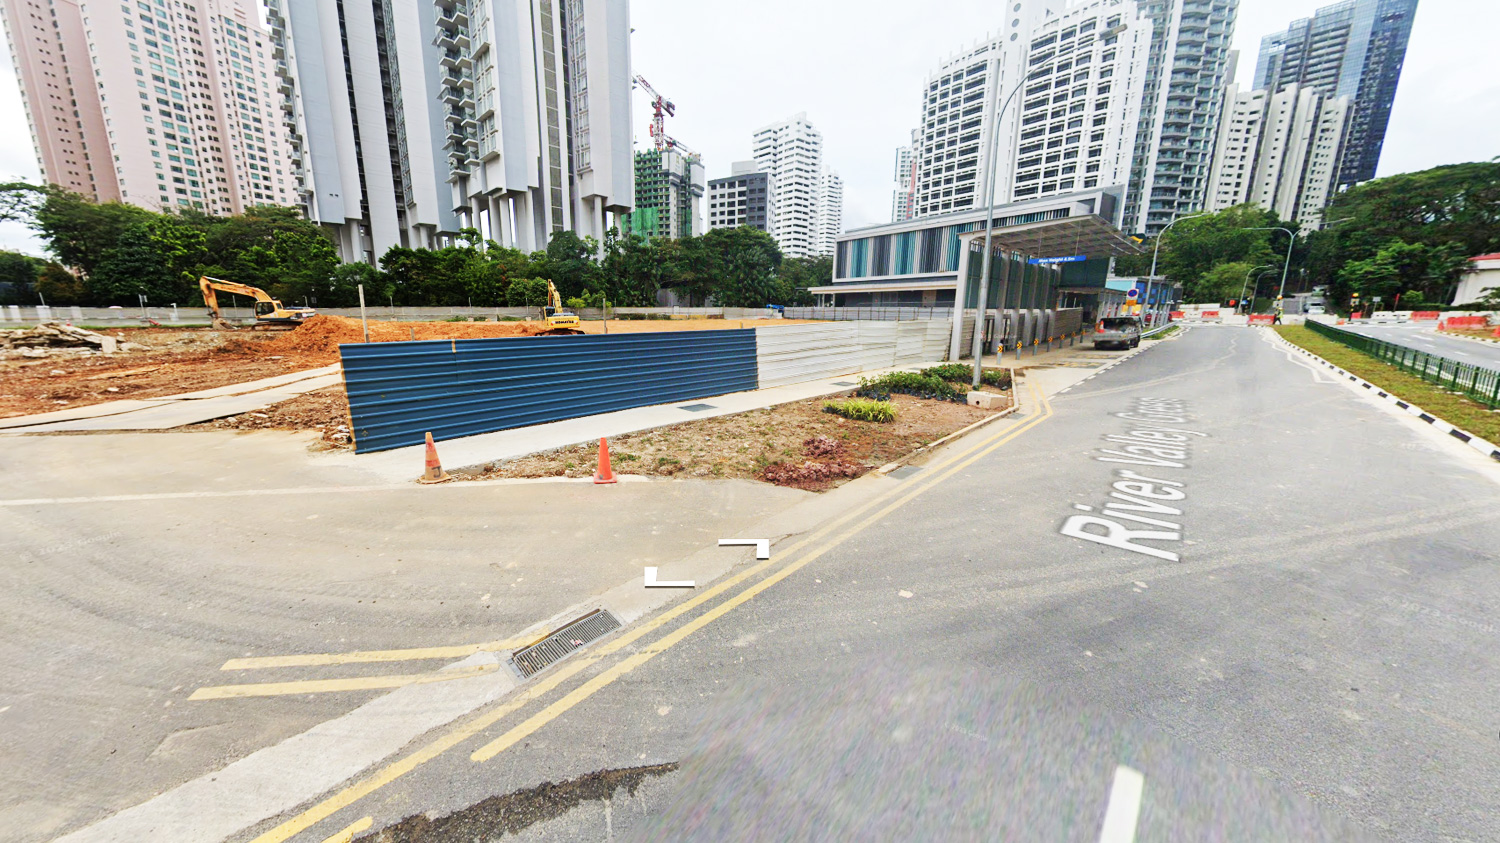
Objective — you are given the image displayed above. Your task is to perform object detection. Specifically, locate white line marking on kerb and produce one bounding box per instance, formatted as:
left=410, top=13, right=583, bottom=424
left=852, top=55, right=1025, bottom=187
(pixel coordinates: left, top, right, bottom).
left=1099, top=764, right=1145, bottom=843
left=643, top=567, right=695, bottom=588
left=718, top=538, right=771, bottom=559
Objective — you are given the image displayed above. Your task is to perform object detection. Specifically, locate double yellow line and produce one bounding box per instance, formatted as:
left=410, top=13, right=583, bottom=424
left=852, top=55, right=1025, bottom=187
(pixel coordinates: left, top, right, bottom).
left=252, top=383, right=1055, bottom=842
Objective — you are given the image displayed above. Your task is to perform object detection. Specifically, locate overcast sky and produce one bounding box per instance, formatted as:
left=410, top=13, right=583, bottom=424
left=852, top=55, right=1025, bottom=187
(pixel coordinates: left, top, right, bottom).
left=1, top=0, right=1493, bottom=257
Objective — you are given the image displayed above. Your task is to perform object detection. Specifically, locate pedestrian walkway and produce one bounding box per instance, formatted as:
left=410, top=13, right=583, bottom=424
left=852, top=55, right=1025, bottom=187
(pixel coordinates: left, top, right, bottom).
left=324, top=363, right=945, bottom=482
left=0, top=365, right=341, bottom=432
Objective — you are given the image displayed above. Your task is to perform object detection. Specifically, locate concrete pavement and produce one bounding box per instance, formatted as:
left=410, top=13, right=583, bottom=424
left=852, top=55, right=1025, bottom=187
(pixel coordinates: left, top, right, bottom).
left=221, top=325, right=1500, bottom=842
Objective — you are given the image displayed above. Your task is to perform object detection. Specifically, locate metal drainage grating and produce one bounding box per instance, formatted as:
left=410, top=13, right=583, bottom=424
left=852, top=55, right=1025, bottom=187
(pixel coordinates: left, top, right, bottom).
left=831, top=381, right=858, bottom=387
left=679, top=403, right=717, bottom=412
left=888, top=465, right=924, bottom=480
left=510, top=609, right=622, bottom=678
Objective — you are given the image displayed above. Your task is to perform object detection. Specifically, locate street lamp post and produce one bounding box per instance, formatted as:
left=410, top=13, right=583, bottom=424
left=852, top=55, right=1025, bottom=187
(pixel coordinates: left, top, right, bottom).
left=1246, top=227, right=1296, bottom=303
left=1248, top=269, right=1277, bottom=313
left=1145, top=212, right=1208, bottom=327
left=1238, top=264, right=1276, bottom=314
left=966, top=60, right=1053, bottom=388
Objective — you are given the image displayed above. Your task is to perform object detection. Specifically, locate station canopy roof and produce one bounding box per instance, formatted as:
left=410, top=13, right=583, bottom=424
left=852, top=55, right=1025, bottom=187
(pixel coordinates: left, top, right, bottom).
left=965, top=214, right=1144, bottom=258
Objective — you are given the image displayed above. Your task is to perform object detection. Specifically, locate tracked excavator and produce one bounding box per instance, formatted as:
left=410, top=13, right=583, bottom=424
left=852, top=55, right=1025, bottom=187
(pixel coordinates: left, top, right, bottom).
left=199, top=276, right=316, bottom=330
left=538, top=280, right=585, bottom=335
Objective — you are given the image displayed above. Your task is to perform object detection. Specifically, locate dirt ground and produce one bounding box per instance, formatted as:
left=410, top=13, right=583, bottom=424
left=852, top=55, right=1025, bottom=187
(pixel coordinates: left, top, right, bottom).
left=183, top=385, right=353, bottom=448
left=1439, top=327, right=1497, bottom=340
left=0, top=315, right=816, bottom=421
left=454, top=391, right=1007, bottom=492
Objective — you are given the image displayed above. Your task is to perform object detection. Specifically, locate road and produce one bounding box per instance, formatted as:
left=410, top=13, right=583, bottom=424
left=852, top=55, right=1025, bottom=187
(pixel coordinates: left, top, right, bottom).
left=11, top=325, right=1500, bottom=842
left=1339, top=320, right=1500, bottom=368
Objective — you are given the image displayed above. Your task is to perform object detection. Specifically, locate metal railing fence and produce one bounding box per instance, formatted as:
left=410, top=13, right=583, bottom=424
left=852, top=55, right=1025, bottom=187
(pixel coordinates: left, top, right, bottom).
left=1305, top=320, right=1500, bottom=408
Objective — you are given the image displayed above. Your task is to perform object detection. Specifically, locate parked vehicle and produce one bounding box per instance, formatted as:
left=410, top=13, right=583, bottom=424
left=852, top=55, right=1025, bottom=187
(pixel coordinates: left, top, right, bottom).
left=1093, top=316, right=1142, bottom=349
left=1306, top=305, right=1326, bottom=315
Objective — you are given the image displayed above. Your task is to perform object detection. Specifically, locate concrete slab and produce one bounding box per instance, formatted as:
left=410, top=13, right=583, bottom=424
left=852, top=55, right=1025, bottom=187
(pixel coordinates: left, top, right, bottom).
left=326, top=364, right=946, bottom=482
left=12, top=375, right=342, bottom=432
left=0, top=399, right=175, bottom=430
left=0, top=366, right=341, bottom=432
left=164, top=364, right=340, bottom=400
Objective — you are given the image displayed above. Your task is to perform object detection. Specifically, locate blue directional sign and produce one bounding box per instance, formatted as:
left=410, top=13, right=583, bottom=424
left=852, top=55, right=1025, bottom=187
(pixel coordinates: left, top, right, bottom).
left=1028, top=255, right=1087, bottom=265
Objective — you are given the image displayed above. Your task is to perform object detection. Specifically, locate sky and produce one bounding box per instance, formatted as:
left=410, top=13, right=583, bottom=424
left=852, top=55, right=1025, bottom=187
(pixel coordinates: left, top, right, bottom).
left=0, top=0, right=1494, bottom=257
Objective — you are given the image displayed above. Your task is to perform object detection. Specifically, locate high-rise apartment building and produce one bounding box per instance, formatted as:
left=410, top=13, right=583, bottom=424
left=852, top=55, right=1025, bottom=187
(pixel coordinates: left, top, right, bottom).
left=2, top=0, right=296, bottom=214
left=1123, top=0, right=1240, bottom=235
left=1009, top=0, right=1152, bottom=206
left=270, top=0, right=634, bottom=262
left=268, top=0, right=453, bottom=261
left=891, top=136, right=916, bottom=222
left=1205, top=82, right=1351, bottom=228
left=629, top=148, right=703, bottom=239
left=752, top=112, right=825, bottom=258
left=905, top=0, right=1153, bottom=221
left=814, top=170, right=842, bottom=256
left=1254, top=0, right=1417, bottom=186
left=707, top=161, right=772, bottom=232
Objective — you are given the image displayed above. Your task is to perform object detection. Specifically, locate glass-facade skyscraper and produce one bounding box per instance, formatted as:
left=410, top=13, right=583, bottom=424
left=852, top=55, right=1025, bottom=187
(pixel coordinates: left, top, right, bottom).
left=1253, top=0, right=1418, bottom=187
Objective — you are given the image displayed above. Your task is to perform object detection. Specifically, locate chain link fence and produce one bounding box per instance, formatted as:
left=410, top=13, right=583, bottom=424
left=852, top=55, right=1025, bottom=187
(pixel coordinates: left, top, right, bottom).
left=1305, top=320, right=1500, bottom=408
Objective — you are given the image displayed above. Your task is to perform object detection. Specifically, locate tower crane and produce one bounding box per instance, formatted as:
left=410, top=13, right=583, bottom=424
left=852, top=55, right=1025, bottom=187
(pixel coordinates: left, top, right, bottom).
left=633, top=74, right=675, bottom=152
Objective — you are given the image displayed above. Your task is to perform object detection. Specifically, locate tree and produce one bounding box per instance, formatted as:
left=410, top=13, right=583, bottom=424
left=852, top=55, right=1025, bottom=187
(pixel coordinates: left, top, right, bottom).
left=35, top=263, right=87, bottom=305
left=702, top=226, right=782, bottom=307
left=90, top=224, right=177, bottom=304
left=0, top=181, right=47, bottom=225
left=1336, top=240, right=1460, bottom=306
left=542, top=230, right=601, bottom=299
left=0, top=250, right=40, bottom=303
left=505, top=277, right=550, bottom=309
left=32, top=187, right=155, bottom=278
left=773, top=255, right=830, bottom=306
left=1194, top=261, right=1255, bottom=305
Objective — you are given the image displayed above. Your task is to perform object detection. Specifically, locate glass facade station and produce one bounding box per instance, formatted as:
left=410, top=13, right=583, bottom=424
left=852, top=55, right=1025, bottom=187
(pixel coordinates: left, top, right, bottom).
left=812, top=186, right=1142, bottom=310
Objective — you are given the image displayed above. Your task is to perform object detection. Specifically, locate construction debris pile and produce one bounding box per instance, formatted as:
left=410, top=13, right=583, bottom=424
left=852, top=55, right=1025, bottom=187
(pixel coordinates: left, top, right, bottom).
left=1, top=323, right=145, bottom=357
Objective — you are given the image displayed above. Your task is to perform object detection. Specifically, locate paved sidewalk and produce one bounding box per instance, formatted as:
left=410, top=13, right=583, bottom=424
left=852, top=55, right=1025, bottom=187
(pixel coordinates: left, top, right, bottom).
left=325, top=363, right=945, bottom=482
left=0, top=365, right=340, bottom=432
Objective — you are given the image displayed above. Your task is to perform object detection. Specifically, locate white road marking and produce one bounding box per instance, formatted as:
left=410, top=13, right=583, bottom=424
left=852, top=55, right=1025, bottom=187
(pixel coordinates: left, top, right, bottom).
left=643, top=566, right=695, bottom=588
left=718, top=538, right=771, bottom=559
left=1098, top=764, right=1145, bottom=843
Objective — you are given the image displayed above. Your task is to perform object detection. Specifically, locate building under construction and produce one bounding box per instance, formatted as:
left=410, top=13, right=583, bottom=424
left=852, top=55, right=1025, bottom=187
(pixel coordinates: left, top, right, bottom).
left=628, top=149, right=705, bottom=240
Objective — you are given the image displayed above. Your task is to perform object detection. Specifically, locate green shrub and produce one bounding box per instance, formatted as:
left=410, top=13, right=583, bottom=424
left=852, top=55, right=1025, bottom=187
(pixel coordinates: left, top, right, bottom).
left=824, top=398, right=897, bottom=423
left=856, top=371, right=960, bottom=402
left=919, top=363, right=1011, bottom=389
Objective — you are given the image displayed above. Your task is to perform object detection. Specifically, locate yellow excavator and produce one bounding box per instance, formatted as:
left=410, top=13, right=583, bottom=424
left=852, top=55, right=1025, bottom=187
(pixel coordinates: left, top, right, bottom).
left=199, top=276, right=317, bottom=330
left=539, top=280, right=584, bottom=335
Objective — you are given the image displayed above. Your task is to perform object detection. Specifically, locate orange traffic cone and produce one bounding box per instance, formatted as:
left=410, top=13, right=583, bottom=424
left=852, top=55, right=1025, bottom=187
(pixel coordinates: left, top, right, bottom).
left=418, top=432, right=452, bottom=484
left=593, top=437, right=618, bottom=485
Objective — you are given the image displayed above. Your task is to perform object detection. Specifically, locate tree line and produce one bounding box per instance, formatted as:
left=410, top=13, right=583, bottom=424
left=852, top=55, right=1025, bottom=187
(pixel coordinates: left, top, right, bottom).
left=0, top=184, right=830, bottom=310
left=1117, top=161, right=1500, bottom=311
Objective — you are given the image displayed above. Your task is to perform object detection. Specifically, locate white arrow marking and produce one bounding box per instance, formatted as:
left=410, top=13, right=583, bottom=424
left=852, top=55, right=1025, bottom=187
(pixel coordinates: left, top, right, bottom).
left=718, top=538, right=771, bottom=559
left=1098, top=764, right=1145, bottom=843
left=643, top=567, right=695, bottom=588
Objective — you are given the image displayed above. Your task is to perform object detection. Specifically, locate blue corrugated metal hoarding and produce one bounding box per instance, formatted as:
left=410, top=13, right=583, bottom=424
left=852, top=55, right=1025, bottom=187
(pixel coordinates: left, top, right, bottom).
left=340, top=330, right=759, bottom=453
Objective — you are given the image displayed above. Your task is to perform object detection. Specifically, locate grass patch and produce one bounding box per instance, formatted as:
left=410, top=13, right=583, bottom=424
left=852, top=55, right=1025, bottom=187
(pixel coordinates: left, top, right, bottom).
left=1276, top=325, right=1500, bottom=442
left=824, top=398, right=897, bottom=423
left=1150, top=325, right=1181, bottom=339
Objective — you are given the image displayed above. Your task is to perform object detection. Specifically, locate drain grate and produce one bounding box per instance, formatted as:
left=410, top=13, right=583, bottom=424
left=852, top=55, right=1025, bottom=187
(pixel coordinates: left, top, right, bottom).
left=888, top=465, right=924, bottom=479
left=831, top=381, right=858, bottom=387
left=679, top=403, right=717, bottom=412
left=510, top=609, right=622, bottom=678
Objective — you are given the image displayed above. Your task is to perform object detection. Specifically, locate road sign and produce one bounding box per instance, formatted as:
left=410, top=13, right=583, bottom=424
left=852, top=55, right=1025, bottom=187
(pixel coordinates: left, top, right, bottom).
left=1028, top=255, right=1087, bottom=265
left=1126, top=287, right=1140, bottom=299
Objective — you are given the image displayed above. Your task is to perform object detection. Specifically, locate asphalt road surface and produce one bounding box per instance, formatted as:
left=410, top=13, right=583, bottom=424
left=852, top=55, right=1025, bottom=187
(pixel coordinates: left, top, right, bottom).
left=216, top=325, right=1500, bottom=843
left=1339, top=320, right=1500, bottom=368
left=16, top=326, right=1500, bottom=842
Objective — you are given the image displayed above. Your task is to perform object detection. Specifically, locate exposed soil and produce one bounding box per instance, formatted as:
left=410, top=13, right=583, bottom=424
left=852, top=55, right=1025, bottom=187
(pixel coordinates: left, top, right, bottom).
left=182, top=385, right=353, bottom=449
left=455, top=391, right=1007, bottom=492
left=358, top=763, right=679, bottom=842
left=0, top=315, right=815, bottom=421
left=1439, top=327, right=1497, bottom=340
